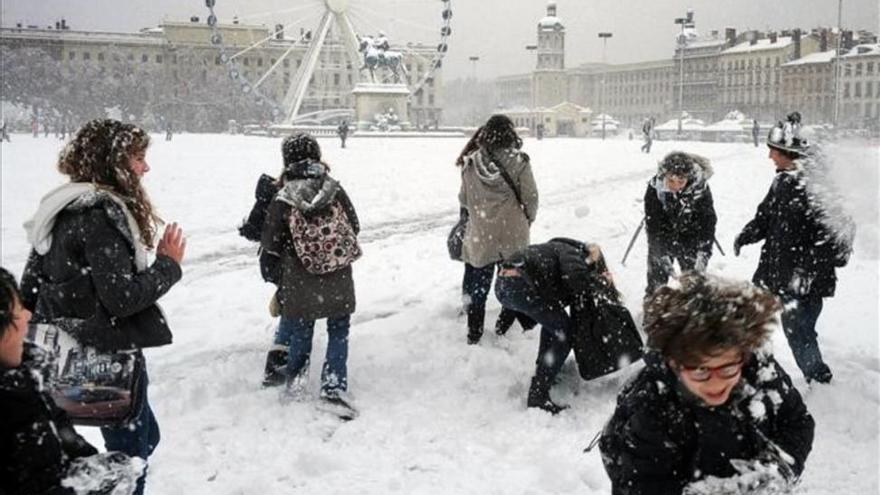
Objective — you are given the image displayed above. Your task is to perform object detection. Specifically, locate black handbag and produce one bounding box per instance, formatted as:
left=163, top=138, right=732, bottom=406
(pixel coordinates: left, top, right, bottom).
left=572, top=294, right=644, bottom=381
left=26, top=319, right=145, bottom=427
left=447, top=207, right=468, bottom=261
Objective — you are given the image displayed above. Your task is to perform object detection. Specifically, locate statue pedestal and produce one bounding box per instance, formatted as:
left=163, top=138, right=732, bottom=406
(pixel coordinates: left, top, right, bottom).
left=352, top=83, right=411, bottom=131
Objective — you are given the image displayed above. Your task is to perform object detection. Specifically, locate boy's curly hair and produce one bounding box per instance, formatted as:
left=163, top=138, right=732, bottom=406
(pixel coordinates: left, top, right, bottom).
left=643, top=272, right=781, bottom=366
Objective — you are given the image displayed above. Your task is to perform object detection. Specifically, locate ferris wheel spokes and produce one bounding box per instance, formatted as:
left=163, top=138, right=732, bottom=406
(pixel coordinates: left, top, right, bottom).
left=282, top=10, right=334, bottom=123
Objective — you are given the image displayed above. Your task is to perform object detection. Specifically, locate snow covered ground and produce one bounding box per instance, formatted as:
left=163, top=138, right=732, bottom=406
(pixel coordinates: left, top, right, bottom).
left=1, top=134, right=878, bottom=494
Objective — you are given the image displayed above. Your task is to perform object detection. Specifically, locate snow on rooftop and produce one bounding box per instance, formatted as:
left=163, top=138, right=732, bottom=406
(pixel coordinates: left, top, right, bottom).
left=723, top=36, right=794, bottom=54
left=784, top=50, right=837, bottom=66
left=538, top=16, right=563, bottom=29
left=841, top=43, right=880, bottom=58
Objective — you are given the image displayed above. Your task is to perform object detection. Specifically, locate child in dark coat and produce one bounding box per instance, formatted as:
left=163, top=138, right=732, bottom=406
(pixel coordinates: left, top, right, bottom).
left=600, top=273, right=814, bottom=495
left=644, top=151, right=717, bottom=297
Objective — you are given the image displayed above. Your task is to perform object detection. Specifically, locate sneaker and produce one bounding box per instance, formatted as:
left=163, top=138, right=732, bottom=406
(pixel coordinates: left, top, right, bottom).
left=527, top=398, right=569, bottom=415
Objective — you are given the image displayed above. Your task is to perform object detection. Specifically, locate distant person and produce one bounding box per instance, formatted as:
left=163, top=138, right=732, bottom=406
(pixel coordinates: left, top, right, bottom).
left=600, top=273, right=815, bottom=494
left=337, top=120, right=349, bottom=148
left=640, top=117, right=655, bottom=153
left=752, top=119, right=760, bottom=147
left=0, top=120, right=10, bottom=142
left=734, top=112, right=853, bottom=384
left=644, top=151, right=717, bottom=297
left=165, top=120, right=174, bottom=141
left=457, top=115, right=539, bottom=344
left=535, top=122, right=545, bottom=140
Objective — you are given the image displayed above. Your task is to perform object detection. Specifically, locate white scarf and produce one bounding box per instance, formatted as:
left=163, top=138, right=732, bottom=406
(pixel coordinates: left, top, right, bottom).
left=24, top=183, right=149, bottom=272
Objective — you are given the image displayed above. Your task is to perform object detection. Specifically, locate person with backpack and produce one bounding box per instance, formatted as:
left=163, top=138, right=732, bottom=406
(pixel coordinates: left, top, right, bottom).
left=644, top=151, right=717, bottom=297
left=599, top=273, right=814, bottom=494
left=19, top=119, right=186, bottom=495
left=457, top=115, right=539, bottom=345
left=734, top=112, right=853, bottom=384
left=495, top=239, right=642, bottom=414
left=261, top=133, right=361, bottom=417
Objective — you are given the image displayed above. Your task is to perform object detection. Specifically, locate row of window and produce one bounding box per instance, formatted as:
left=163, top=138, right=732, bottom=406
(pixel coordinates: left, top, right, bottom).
left=843, top=81, right=878, bottom=98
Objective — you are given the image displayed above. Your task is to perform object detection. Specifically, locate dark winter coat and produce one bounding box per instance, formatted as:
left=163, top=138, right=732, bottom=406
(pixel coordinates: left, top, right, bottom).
left=0, top=344, right=98, bottom=495
left=599, top=351, right=814, bottom=495
left=737, top=168, right=848, bottom=298
left=501, top=238, right=597, bottom=310
left=261, top=159, right=359, bottom=320
left=644, top=165, right=717, bottom=258
left=503, top=238, right=643, bottom=379
left=21, top=189, right=181, bottom=351
left=239, top=173, right=281, bottom=243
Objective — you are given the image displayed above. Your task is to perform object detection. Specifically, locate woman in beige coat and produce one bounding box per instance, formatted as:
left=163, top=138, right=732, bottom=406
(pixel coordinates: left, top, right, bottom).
left=458, top=115, right=539, bottom=344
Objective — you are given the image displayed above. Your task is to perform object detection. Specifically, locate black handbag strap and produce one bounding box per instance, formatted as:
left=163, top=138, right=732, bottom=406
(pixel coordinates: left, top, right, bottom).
left=488, top=150, right=532, bottom=223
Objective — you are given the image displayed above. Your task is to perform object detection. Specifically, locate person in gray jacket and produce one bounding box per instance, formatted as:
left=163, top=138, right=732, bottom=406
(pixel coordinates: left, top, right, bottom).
left=458, top=115, right=539, bottom=344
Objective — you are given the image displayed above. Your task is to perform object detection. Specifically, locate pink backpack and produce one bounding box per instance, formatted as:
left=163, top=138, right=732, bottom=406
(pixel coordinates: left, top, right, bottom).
left=288, top=200, right=362, bottom=274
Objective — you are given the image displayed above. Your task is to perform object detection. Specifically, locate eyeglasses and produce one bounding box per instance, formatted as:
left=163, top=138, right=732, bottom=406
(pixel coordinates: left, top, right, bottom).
left=678, top=357, right=744, bottom=382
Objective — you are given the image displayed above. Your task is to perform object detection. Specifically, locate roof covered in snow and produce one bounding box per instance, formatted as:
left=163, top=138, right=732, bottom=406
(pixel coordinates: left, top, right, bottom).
left=841, top=43, right=880, bottom=58
left=784, top=50, right=836, bottom=66
left=723, top=36, right=793, bottom=55
left=538, top=16, right=564, bottom=29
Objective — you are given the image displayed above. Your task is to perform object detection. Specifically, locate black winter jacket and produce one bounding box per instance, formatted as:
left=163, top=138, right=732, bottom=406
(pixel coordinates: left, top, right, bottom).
left=599, top=351, right=814, bottom=495
left=737, top=168, right=848, bottom=298
left=501, top=237, right=598, bottom=310
left=644, top=178, right=717, bottom=257
left=21, top=192, right=181, bottom=351
left=0, top=344, right=98, bottom=495
left=238, top=173, right=281, bottom=243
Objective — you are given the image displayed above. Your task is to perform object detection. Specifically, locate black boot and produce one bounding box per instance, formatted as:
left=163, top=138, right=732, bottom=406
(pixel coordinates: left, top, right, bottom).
left=494, top=309, right=517, bottom=336
left=527, top=376, right=568, bottom=415
left=261, top=348, right=289, bottom=388
left=516, top=313, right=537, bottom=332
left=467, top=309, right=485, bottom=345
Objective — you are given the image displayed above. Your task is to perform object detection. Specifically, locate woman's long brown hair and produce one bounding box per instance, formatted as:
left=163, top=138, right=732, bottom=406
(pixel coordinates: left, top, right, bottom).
left=58, top=120, right=160, bottom=247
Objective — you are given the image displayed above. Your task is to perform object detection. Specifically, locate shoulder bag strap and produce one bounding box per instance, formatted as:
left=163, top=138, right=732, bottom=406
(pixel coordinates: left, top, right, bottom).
left=489, top=150, right=532, bottom=223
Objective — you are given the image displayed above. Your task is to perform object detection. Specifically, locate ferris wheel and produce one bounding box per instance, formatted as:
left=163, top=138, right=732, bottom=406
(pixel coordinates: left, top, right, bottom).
left=204, top=0, right=452, bottom=125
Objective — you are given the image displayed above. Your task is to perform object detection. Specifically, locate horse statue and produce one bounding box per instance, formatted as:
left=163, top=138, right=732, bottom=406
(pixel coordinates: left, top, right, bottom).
left=358, top=34, right=408, bottom=84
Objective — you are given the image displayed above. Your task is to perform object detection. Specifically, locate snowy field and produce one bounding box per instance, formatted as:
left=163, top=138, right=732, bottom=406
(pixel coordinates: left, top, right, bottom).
left=1, top=133, right=878, bottom=494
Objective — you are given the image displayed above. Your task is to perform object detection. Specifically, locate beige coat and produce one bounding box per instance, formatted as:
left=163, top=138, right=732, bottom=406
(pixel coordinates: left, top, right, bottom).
left=458, top=147, right=539, bottom=268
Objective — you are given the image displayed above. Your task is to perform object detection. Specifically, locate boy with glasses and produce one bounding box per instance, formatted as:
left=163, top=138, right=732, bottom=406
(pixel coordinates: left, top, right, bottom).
left=599, top=273, right=814, bottom=494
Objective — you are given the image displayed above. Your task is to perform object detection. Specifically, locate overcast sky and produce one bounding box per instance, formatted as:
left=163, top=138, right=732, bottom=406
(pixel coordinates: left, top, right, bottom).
left=2, top=0, right=878, bottom=80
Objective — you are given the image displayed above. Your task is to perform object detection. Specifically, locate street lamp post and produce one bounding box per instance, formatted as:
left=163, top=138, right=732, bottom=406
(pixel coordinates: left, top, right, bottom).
left=833, top=0, right=843, bottom=127
left=468, top=55, right=480, bottom=81
left=598, top=32, right=613, bottom=140
left=674, top=9, right=694, bottom=137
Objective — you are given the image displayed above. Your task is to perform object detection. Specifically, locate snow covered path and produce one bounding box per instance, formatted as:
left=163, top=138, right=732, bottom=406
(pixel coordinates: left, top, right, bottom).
left=1, top=134, right=877, bottom=494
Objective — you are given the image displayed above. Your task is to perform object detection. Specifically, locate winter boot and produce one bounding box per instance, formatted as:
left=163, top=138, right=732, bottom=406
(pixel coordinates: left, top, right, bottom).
left=516, top=313, right=537, bottom=332
left=526, top=375, right=569, bottom=415
left=807, top=363, right=833, bottom=384
left=284, top=359, right=311, bottom=400
left=261, top=348, right=289, bottom=388
left=467, top=309, right=485, bottom=345
left=494, top=309, right=517, bottom=336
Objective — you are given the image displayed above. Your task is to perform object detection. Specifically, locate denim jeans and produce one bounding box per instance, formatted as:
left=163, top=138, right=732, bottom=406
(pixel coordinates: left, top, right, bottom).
left=462, top=263, right=523, bottom=330
left=281, top=315, right=351, bottom=395
left=495, top=275, right=573, bottom=384
left=781, top=296, right=827, bottom=379
left=100, top=364, right=159, bottom=495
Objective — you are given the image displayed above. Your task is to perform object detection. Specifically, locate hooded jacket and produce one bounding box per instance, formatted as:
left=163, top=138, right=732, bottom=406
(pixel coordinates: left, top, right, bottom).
left=644, top=154, right=717, bottom=257
left=458, top=147, right=539, bottom=268
left=20, top=183, right=181, bottom=351
left=599, top=350, right=814, bottom=495
left=261, top=159, right=359, bottom=320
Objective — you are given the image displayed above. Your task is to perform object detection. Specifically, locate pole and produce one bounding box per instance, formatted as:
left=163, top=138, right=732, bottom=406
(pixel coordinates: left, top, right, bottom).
left=598, top=32, right=613, bottom=140
left=621, top=217, right=646, bottom=266
left=833, top=0, right=843, bottom=127
left=677, top=23, right=685, bottom=136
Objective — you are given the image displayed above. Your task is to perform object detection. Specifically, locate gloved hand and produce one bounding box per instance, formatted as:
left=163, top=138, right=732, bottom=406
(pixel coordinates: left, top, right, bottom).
left=787, top=268, right=814, bottom=296
left=269, top=292, right=281, bottom=318
left=733, top=234, right=743, bottom=257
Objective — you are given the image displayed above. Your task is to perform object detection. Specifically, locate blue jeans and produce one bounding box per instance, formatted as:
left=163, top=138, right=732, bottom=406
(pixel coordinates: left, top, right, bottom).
left=781, top=296, right=828, bottom=379
left=101, top=364, right=159, bottom=495
left=495, top=275, right=573, bottom=386
left=282, top=315, right=351, bottom=395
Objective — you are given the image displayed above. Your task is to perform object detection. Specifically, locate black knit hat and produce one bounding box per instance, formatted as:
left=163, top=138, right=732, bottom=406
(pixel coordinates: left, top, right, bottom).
left=281, top=132, right=321, bottom=165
